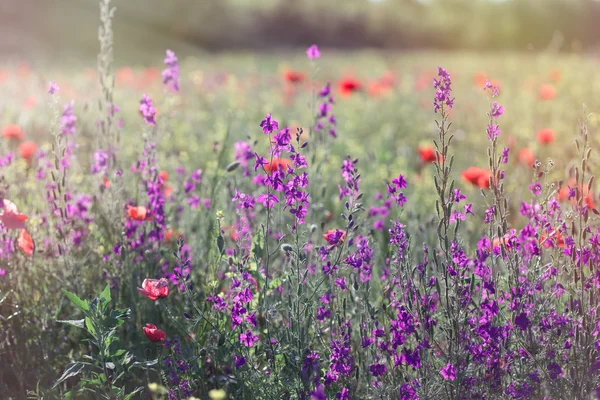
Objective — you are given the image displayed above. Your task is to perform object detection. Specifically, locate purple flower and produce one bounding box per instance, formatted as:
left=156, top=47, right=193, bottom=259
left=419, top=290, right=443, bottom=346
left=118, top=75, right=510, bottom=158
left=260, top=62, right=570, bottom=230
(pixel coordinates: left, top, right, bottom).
left=235, top=354, right=246, bottom=370
left=490, top=102, right=504, bottom=118
left=260, top=114, right=278, bottom=134
left=190, top=169, right=203, bottom=183
left=48, top=81, right=59, bottom=94
left=433, top=67, right=454, bottom=113
left=487, top=123, right=501, bottom=140
left=369, top=363, right=386, bottom=377
left=547, top=362, right=563, bottom=380
left=440, top=362, right=456, bottom=381
left=239, top=329, right=258, bottom=347
left=515, top=312, right=530, bottom=331
left=139, top=94, right=156, bottom=126
left=162, top=49, right=180, bottom=92
left=306, top=44, right=321, bottom=60
left=501, top=147, right=510, bottom=163
left=61, top=101, right=77, bottom=135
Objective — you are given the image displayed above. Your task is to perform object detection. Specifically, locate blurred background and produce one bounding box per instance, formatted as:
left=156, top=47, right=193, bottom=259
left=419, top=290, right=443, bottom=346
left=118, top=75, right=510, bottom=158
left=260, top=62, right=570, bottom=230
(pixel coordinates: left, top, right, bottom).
left=2, top=0, right=600, bottom=64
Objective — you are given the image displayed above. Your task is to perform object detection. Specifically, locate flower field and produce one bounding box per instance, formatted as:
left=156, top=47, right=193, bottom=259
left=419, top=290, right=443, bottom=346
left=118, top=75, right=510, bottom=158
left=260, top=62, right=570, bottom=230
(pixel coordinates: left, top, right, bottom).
left=3, top=5, right=600, bottom=400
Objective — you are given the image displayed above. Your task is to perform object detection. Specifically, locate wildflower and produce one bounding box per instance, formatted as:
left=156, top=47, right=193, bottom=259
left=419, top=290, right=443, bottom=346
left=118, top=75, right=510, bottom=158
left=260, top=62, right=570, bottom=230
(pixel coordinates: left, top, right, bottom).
left=461, top=167, right=492, bottom=189
left=440, top=362, right=456, bottom=381
left=283, top=70, right=305, bottom=84
left=323, top=229, right=346, bottom=246
left=17, top=229, right=34, bottom=256
left=235, top=355, right=246, bottom=370
left=239, top=330, right=258, bottom=347
left=338, top=77, right=362, bottom=97
left=2, top=124, right=24, bottom=141
left=537, top=128, right=555, bottom=144
left=61, top=101, right=77, bottom=135
left=514, top=312, right=530, bottom=331
left=369, top=363, right=386, bottom=377
left=48, top=81, right=59, bottom=94
left=490, top=102, right=504, bottom=118
left=264, top=158, right=291, bottom=174
left=139, top=94, right=157, bottom=126
left=0, top=200, right=28, bottom=230
left=19, top=141, right=37, bottom=162
left=138, top=278, right=170, bottom=300
left=143, top=323, right=167, bottom=342
left=127, top=205, right=151, bottom=221
left=538, top=84, right=556, bottom=101
left=306, top=44, right=321, bottom=60
left=433, top=67, right=454, bottom=113
left=487, top=124, right=501, bottom=140
left=162, top=49, right=180, bottom=92
left=418, top=145, right=439, bottom=163
left=518, top=148, right=535, bottom=167
left=260, top=114, right=279, bottom=134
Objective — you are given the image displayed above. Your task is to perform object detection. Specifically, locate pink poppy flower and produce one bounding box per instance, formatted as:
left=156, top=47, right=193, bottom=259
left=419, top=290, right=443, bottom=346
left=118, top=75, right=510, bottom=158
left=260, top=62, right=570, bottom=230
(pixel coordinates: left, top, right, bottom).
left=0, top=199, right=28, bottom=230
left=138, top=278, right=170, bottom=300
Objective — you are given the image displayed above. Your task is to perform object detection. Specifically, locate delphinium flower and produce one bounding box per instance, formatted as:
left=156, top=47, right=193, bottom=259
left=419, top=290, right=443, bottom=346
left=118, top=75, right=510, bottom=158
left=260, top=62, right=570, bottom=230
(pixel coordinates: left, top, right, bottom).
left=314, top=82, right=337, bottom=138
left=234, top=141, right=254, bottom=176
left=61, top=101, right=77, bottom=135
left=306, top=44, right=321, bottom=60
left=162, top=49, right=180, bottom=92
left=433, top=67, right=454, bottom=114
left=162, top=338, right=195, bottom=397
left=139, top=94, right=157, bottom=125
left=48, top=81, right=59, bottom=95
left=368, top=192, right=392, bottom=231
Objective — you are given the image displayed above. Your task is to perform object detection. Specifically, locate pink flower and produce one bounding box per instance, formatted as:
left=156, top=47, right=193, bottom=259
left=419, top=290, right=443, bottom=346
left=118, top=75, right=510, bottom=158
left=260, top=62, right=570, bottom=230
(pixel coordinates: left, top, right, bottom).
left=0, top=199, right=28, bottom=230
left=138, top=278, right=170, bottom=300
left=143, top=323, right=166, bottom=342
left=239, top=329, right=258, bottom=347
left=306, top=44, right=321, bottom=60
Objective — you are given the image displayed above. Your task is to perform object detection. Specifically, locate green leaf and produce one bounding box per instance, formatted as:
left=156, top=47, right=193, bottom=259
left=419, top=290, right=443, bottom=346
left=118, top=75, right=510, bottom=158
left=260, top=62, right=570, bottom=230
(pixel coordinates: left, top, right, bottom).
left=99, top=285, right=111, bottom=305
left=62, top=289, right=90, bottom=312
left=53, top=362, right=89, bottom=388
left=85, top=317, right=96, bottom=336
left=57, top=319, right=85, bottom=329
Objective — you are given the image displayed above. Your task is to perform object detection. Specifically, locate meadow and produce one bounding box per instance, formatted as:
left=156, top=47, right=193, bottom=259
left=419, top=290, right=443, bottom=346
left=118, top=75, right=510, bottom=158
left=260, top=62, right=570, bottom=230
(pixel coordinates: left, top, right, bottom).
left=2, top=8, right=600, bottom=399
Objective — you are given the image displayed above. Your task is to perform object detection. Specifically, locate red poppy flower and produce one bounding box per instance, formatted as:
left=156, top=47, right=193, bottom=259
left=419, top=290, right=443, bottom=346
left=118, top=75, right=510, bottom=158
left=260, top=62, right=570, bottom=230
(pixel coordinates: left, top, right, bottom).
left=0, top=199, right=28, bottom=230
left=517, top=148, right=535, bottom=167
left=264, top=158, right=291, bottom=174
left=537, top=128, right=555, bottom=145
left=540, top=229, right=565, bottom=248
left=102, top=177, right=111, bottom=188
left=323, top=229, right=346, bottom=246
left=368, top=81, right=389, bottom=97
left=338, top=77, right=362, bottom=97
left=18, top=229, right=34, bottom=256
left=461, top=167, right=492, bottom=189
left=19, top=141, right=37, bottom=161
left=159, top=170, right=168, bottom=182
left=418, top=145, right=441, bottom=163
left=2, top=124, right=24, bottom=141
left=138, top=278, right=170, bottom=300
left=491, top=235, right=512, bottom=252
left=283, top=70, right=305, bottom=84
left=474, top=72, right=488, bottom=89
left=116, top=67, right=136, bottom=87
left=143, top=323, right=166, bottom=342
left=127, top=205, right=151, bottom=221
left=538, top=84, right=556, bottom=101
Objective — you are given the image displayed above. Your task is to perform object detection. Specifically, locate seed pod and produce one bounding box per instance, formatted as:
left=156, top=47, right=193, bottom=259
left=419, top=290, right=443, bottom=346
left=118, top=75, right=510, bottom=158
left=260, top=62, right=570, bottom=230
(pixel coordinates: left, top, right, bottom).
left=225, top=161, right=240, bottom=172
